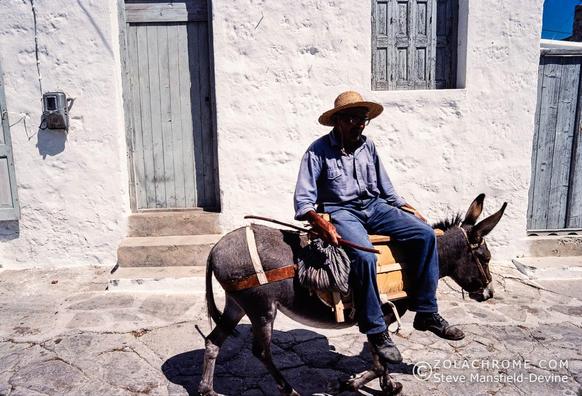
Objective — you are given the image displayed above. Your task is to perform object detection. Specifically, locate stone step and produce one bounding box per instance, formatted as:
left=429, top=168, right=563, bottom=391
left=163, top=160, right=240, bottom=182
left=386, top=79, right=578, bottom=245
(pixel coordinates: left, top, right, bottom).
left=107, top=266, right=222, bottom=293
left=117, top=234, right=222, bottom=267
left=525, top=235, right=582, bottom=257
left=127, top=210, right=221, bottom=237
left=512, top=256, right=582, bottom=280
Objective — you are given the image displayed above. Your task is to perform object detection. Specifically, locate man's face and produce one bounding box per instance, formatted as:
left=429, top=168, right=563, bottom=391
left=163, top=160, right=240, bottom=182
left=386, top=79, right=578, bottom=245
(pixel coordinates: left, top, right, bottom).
left=336, top=107, right=370, bottom=146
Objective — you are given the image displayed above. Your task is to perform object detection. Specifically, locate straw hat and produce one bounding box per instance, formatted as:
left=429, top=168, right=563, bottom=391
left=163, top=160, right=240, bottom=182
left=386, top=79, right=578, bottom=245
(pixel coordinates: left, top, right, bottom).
left=318, top=91, right=384, bottom=126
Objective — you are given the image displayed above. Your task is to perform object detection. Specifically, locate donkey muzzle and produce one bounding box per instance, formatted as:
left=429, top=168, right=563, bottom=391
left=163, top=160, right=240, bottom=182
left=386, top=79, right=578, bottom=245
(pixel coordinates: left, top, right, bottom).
left=468, top=282, right=494, bottom=302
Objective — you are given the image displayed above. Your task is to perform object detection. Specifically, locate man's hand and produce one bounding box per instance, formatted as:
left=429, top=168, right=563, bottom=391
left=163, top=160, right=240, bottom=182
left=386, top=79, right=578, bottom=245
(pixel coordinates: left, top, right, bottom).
left=400, top=204, right=428, bottom=223
left=413, top=210, right=428, bottom=223
left=305, top=210, right=342, bottom=246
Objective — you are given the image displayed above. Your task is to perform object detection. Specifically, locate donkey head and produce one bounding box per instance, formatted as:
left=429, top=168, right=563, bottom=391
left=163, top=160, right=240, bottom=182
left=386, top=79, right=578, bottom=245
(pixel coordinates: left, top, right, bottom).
left=447, top=194, right=507, bottom=302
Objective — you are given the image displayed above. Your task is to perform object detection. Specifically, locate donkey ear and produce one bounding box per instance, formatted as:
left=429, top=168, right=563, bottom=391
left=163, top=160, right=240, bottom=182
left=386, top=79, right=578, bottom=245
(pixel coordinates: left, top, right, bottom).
left=470, top=202, right=507, bottom=241
left=462, top=193, right=486, bottom=226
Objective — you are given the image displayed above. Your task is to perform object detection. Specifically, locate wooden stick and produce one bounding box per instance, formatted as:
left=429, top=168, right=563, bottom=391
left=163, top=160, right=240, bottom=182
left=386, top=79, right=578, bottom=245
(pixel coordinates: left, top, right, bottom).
left=244, top=215, right=380, bottom=254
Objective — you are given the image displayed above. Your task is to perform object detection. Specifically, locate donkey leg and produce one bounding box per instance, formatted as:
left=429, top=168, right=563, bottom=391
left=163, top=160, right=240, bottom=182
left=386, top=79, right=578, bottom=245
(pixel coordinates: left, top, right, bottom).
left=342, top=350, right=384, bottom=391
left=371, top=351, right=402, bottom=396
left=342, top=350, right=402, bottom=394
left=250, top=313, right=299, bottom=396
left=370, top=351, right=402, bottom=396
left=342, top=369, right=381, bottom=391
left=198, top=296, right=245, bottom=396
left=379, top=371, right=403, bottom=396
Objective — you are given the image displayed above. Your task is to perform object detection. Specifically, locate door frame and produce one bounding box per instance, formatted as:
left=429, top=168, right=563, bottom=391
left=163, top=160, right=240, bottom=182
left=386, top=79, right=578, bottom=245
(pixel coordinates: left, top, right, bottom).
left=116, top=0, right=220, bottom=212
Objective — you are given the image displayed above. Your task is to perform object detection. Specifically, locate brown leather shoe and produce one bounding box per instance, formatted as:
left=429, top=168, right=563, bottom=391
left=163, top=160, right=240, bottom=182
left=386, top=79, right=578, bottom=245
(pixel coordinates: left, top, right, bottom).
left=367, top=330, right=403, bottom=364
left=413, top=312, right=465, bottom=340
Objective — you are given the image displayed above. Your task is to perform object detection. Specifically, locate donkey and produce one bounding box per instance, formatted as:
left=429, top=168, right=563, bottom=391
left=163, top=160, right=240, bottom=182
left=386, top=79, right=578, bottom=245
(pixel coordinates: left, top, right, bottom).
left=198, top=194, right=506, bottom=395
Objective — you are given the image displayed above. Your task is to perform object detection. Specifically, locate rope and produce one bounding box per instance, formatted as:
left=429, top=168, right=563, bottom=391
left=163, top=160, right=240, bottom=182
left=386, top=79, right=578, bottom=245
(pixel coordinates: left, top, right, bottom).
left=443, top=278, right=466, bottom=300
left=385, top=300, right=402, bottom=334
left=297, top=238, right=351, bottom=294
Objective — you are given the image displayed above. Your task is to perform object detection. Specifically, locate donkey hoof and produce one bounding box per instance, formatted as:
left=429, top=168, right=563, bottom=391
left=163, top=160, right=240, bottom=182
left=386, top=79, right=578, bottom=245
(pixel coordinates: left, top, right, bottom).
left=391, top=381, right=403, bottom=395
left=380, top=379, right=403, bottom=396
left=197, top=386, right=220, bottom=396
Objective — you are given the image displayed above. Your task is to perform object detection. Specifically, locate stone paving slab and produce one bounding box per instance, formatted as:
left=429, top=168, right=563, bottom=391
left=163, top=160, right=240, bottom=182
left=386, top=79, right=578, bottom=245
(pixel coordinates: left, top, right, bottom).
left=512, top=256, right=582, bottom=280
left=0, top=262, right=581, bottom=395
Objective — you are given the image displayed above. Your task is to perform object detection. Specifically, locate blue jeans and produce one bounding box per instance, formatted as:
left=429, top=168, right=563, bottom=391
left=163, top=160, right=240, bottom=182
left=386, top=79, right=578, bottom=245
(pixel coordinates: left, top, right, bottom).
left=325, top=198, right=439, bottom=334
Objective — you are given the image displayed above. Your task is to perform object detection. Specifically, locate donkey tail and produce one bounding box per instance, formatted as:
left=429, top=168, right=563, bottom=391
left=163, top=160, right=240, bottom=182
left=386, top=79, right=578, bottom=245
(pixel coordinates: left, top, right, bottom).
left=205, top=251, right=223, bottom=329
left=205, top=250, right=240, bottom=337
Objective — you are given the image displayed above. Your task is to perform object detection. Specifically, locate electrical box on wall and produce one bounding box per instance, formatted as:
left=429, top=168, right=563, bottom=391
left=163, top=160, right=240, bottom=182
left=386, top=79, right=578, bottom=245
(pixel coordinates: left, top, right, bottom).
left=41, top=92, right=74, bottom=131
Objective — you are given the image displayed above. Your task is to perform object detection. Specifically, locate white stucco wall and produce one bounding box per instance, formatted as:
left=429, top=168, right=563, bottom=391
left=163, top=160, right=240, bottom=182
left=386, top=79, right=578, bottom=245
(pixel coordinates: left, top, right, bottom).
left=0, top=0, right=129, bottom=268
left=211, top=0, right=544, bottom=260
left=0, top=0, right=544, bottom=267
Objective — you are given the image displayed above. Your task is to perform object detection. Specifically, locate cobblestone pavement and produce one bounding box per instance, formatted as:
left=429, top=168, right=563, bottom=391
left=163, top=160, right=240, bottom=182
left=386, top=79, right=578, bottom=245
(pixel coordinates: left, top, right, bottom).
left=0, top=262, right=581, bottom=396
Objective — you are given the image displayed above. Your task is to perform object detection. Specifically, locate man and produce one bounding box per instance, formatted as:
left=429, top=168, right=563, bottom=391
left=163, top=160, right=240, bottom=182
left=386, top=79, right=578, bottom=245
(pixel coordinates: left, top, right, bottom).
left=294, top=91, right=464, bottom=364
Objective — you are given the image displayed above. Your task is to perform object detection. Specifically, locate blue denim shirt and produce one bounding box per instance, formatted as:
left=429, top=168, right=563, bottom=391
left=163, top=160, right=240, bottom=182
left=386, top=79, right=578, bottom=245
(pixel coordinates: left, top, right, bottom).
left=294, top=130, right=407, bottom=220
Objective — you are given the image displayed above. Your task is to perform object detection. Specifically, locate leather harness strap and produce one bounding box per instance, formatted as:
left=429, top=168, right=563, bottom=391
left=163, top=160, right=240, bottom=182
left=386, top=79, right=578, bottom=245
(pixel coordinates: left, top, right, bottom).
left=218, top=225, right=296, bottom=292
left=246, top=226, right=268, bottom=285
left=220, top=265, right=297, bottom=292
left=457, top=226, right=491, bottom=285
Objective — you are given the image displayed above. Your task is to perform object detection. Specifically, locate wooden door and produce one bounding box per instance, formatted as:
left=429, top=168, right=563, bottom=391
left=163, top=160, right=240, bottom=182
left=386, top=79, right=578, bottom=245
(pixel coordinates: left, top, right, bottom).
left=528, top=53, right=582, bottom=232
left=122, top=0, right=217, bottom=210
left=0, top=63, right=20, bottom=221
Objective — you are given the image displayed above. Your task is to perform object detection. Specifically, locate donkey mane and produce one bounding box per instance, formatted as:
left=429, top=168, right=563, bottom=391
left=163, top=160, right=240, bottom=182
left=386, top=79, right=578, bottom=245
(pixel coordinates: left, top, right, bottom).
left=432, top=213, right=463, bottom=231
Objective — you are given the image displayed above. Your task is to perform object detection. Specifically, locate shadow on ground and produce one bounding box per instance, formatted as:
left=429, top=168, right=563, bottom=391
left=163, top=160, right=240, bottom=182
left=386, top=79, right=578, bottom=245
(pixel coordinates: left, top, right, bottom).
left=162, top=325, right=414, bottom=395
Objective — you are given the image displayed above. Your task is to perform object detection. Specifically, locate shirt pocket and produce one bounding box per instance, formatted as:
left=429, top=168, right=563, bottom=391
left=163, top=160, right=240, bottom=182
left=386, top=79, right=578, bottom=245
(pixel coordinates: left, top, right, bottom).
left=326, top=164, right=345, bottom=189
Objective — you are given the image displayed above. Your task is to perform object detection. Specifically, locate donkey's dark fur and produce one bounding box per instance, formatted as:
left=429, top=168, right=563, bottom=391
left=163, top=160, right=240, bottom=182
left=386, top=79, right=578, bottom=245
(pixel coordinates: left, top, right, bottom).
left=199, top=194, right=506, bottom=396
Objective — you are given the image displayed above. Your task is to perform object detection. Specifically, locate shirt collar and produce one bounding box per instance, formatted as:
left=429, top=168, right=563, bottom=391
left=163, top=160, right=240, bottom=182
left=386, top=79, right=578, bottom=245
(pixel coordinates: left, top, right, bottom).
left=328, top=130, right=340, bottom=147
left=328, top=130, right=367, bottom=151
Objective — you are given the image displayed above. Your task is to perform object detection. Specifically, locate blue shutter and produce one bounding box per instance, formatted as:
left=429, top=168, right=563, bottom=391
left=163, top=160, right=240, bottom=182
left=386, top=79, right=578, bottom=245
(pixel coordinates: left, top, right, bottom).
left=372, top=0, right=393, bottom=90
left=372, top=0, right=457, bottom=90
